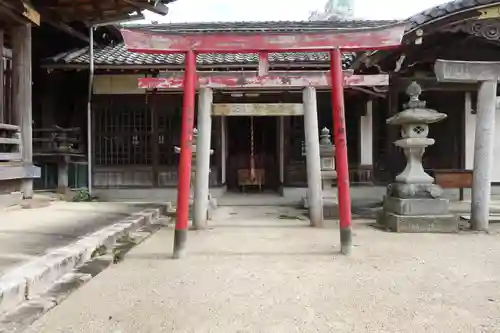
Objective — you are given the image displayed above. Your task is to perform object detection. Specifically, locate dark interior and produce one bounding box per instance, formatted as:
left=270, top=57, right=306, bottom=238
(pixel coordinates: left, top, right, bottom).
left=226, top=116, right=279, bottom=192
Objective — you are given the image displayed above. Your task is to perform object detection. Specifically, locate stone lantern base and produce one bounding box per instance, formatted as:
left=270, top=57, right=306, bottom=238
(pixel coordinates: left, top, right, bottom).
left=377, top=183, right=458, bottom=233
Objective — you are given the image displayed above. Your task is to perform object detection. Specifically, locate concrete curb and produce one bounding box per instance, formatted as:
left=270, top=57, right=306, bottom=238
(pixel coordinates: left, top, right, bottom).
left=0, top=205, right=167, bottom=315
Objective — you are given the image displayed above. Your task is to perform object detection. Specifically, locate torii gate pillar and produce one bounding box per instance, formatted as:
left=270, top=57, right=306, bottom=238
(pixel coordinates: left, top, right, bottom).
left=435, top=60, right=499, bottom=231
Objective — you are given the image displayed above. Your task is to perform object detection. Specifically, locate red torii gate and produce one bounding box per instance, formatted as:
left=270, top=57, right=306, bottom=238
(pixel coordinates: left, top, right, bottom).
left=120, top=23, right=407, bottom=258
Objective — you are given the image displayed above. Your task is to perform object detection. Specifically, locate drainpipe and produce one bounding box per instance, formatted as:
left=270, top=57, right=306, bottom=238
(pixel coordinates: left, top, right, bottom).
left=87, top=26, right=94, bottom=195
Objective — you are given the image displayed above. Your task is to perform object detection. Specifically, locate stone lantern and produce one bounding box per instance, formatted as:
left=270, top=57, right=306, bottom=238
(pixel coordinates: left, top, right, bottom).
left=174, top=128, right=216, bottom=219
left=377, top=82, right=458, bottom=233
left=319, top=127, right=338, bottom=219
left=319, top=127, right=337, bottom=193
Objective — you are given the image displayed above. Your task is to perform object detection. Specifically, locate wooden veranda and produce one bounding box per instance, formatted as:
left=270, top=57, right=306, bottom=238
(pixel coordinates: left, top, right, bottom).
left=0, top=0, right=175, bottom=205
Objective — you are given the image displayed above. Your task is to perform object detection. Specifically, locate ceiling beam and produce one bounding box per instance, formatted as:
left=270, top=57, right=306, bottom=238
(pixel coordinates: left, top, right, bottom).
left=0, top=0, right=40, bottom=25
left=46, top=20, right=94, bottom=45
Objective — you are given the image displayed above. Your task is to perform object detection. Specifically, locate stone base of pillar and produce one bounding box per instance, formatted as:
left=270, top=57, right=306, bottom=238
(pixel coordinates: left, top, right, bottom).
left=0, top=191, right=23, bottom=208
left=302, top=192, right=339, bottom=226
left=188, top=196, right=218, bottom=222
left=377, top=187, right=458, bottom=233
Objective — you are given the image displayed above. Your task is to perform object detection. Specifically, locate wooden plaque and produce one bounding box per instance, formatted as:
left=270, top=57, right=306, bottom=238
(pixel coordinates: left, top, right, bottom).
left=212, top=103, right=304, bottom=116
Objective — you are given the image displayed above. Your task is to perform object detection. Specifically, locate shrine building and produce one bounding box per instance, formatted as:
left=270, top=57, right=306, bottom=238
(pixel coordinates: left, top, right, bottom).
left=31, top=0, right=500, bottom=202
left=42, top=19, right=396, bottom=199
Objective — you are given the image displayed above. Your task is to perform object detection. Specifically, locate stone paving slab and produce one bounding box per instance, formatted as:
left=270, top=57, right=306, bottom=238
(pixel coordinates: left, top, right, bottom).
left=0, top=201, right=162, bottom=273
left=25, top=206, right=500, bottom=333
left=0, top=201, right=167, bottom=316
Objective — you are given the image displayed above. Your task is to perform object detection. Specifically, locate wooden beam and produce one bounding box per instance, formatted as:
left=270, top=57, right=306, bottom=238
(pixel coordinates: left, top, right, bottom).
left=21, top=1, right=40, bottom=25
left=0, top=123, right=20, bottom=131
left=0, top=164, right=40, bottom=180
left=138, top=71, right=389, bottom=89
left=120, top=22, right=407, bottom=53
left=0, top=0, right=40, bottom=25
left=0, top=137, right=20, bottom=145
left=123, top=0, right=170, bottom=16
left=44, top=19, right=93, bottom=45
left=0, top=152, right=22, bottom=161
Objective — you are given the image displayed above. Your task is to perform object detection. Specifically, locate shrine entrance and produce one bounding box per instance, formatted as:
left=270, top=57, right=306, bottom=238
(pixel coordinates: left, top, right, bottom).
left=226, top=116, right=279, bottom=193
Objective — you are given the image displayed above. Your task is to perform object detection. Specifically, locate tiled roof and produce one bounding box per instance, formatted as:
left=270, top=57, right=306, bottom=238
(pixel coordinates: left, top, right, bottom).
left=44, top=20, right=397, bottom=69
left=124, top=20, right=398, bottom=33
left=46, top=44, right=355, bottom=68
left=356, top=0, right=500, bottom=67
left=407, top=0, right=500, bottom=31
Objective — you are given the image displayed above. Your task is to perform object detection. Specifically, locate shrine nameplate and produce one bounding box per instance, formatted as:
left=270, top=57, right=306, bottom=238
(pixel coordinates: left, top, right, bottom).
left=212, top=103, right=304, bottom=116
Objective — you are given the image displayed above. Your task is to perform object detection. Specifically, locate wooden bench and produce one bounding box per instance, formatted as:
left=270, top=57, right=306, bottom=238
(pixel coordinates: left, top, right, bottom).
left=433, top=169, right=473, bottom=201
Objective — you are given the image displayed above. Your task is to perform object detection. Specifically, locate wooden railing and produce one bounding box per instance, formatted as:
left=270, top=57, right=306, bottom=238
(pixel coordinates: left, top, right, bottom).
left=32, top=126, right=86, bottom=193
left=33, top=126, right=84, bottom=155
left=0, top=123, right=22, bottom=162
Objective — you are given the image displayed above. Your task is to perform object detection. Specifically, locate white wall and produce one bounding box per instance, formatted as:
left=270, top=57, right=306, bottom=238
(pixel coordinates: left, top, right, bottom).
left=464, top=92, right=500, bottom=182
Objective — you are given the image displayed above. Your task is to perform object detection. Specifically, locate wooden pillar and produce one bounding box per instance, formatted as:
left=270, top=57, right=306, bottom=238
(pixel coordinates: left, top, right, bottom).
left=12, top=24, right=33, bottom=198
left=386, top=74, right=401, bottom=180
left=220, top=116, right=227, bottom=185
left=278, top=116, right=285, bottom=194
left=57, top=156, right=70, bottom=194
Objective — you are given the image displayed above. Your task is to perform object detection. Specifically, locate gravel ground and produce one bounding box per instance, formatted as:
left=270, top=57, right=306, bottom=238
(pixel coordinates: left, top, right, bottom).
left=26, top=206, right=500, bottom=333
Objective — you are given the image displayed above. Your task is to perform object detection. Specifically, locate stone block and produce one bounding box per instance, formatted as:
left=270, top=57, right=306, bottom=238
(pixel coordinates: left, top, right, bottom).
left=323, top=200, right=338, bottom=219
left=383, top=196, right=450, bottom=215
left=378, top=211, right=458, bottom=233
left=387, top=183, right=443, bottom=199
left=302, top=196, right=309, bottom=209
left=0, top=192, right=23, bottom=208
left=317, top=218, right=338, bottom=229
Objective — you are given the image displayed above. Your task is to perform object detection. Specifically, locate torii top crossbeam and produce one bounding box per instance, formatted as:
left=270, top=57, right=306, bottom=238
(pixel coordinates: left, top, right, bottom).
left=120, top=22, right=407, bottom=53
left=119, top=22, right=407, bottom=259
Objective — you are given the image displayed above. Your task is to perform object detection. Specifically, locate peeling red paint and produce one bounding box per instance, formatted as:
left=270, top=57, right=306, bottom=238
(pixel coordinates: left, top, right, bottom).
left=258, top=52, right=269, bottom=76
left=138, top=71, right=388, bottom=89
left=120, top=22, right=407, bottom=53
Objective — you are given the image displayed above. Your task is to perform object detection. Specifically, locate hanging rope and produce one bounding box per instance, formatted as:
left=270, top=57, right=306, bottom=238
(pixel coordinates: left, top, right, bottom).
left=250, top=116, right=256, bottom=182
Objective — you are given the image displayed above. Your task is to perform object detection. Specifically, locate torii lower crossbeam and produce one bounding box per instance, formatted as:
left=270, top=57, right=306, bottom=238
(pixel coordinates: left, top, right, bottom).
left=120, top=23, right=406, bottom=258
left=138, top=71, right=389, bottom=90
